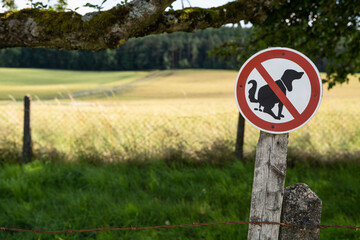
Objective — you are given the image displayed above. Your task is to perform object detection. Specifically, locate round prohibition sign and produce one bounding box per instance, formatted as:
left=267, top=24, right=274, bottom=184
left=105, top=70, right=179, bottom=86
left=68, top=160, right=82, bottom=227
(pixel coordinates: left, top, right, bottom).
left=235, top=47, right=322, bottom=134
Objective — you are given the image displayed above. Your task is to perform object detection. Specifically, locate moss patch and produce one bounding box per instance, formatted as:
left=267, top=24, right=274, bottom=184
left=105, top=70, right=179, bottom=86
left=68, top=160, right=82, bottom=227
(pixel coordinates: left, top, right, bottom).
left=1, top=7, right=131, bottom=50
left=3, top=9, right=83, bottom=35
left=87, top=6, right=129, bottom=35
left=2, top=7, right=129, bottom=38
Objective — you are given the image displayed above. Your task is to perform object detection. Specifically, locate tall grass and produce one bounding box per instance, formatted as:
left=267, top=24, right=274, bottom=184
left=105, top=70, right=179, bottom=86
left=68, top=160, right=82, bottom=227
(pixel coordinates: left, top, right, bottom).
left=0, top=69, right=360, bottom=163
left=1, top=97, right=360, bottom=163
left=0, top=99, right=238, bottom=163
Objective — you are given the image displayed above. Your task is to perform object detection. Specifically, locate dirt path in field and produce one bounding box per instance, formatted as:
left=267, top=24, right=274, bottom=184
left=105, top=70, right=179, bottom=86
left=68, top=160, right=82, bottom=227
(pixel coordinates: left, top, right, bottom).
left=70, top=71, right=173, bottom=99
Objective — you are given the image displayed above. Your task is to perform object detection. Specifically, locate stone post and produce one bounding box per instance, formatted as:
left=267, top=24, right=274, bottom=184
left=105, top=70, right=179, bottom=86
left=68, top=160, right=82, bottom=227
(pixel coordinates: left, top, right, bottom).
left=279, top=183, right=322, bottom=240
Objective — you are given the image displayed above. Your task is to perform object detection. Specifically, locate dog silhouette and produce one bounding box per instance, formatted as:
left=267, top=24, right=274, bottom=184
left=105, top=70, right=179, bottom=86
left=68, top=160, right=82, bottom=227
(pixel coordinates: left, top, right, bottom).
left=248, top=69, right=304, bottom=120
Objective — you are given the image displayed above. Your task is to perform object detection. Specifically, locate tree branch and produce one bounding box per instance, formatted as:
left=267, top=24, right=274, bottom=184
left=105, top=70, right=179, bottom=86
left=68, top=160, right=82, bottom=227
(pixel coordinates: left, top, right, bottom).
left=0, top=0, right=274, bottom=51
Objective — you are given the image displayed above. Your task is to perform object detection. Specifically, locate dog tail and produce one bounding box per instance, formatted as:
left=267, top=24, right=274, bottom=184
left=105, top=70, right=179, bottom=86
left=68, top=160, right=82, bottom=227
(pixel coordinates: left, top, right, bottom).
left=248, top=80, right=258, bottom=103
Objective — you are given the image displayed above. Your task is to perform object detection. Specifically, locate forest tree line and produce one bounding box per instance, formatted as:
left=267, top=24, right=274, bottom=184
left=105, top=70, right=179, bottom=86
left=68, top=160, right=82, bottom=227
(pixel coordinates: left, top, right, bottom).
left=0, top=25, right=329, bottom=72
left=0, top=26, right=251, bottom=71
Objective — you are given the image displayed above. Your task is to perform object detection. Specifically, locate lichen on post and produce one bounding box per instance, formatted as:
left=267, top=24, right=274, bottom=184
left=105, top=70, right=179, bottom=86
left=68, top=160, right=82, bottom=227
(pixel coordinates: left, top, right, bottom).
left=279, top=183, right=322, bottom=240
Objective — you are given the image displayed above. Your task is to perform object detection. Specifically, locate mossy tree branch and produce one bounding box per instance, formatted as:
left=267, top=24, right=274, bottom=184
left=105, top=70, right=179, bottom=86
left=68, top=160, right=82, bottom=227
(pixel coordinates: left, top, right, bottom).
left=0, top=0, right=274, bottom=51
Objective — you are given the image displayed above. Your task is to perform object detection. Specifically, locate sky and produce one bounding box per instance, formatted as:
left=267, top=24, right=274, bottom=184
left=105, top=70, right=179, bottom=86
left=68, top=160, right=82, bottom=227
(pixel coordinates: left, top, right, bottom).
left=0, top=0, right=233, bottom=14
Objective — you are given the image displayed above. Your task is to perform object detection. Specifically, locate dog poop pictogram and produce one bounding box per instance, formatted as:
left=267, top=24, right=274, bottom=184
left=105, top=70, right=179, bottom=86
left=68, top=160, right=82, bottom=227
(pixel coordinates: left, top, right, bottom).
left=248, top=69, right=304, bottom=120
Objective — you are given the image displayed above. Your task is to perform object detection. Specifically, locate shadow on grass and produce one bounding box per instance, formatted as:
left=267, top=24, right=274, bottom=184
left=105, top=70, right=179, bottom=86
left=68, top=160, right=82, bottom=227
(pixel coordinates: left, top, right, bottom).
left=1, top=137, right=360, bottom=168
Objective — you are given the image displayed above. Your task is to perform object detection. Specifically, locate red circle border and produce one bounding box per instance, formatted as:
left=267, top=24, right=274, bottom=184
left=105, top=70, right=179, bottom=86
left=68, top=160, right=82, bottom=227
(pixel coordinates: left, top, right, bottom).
left=235, top=48, right=322, bottom=133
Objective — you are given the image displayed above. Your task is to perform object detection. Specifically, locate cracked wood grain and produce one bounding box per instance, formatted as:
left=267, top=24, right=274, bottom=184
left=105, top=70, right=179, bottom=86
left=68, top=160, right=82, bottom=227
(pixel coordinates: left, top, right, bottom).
left=247, top=131, right=289, bottom=240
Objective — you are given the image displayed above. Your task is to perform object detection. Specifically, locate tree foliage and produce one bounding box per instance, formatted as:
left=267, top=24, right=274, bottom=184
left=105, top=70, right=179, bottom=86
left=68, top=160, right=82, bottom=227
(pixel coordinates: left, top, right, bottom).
left=1, top=0, right=16, bottom=10
left=213, top=0, right=360, bottom=88
left=0, top=0, right=359, bottom=87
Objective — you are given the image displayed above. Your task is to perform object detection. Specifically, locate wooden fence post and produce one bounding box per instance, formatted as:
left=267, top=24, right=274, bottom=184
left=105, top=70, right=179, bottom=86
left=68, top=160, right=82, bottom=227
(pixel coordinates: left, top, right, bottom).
left=247, top=131, right=289, bottom=240
left=22, top=95, right=32, bottom=163
left=235, top=113, right=245, bottom=160
left=279, top=183, right=322, bottom=240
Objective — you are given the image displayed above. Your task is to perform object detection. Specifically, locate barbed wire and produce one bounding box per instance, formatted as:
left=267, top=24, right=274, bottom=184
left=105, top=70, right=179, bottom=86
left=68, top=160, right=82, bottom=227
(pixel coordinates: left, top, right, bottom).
left=1, top=221, right=359, bottom=234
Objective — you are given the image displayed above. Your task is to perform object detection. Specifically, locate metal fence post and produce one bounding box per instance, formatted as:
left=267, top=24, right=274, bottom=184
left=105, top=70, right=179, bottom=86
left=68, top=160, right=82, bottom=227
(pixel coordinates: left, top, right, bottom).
left=22, top=95, right=32, bottom=163
left=247, top=131, right=289, bottom=239
left=279, top=183, right=322, bottom=240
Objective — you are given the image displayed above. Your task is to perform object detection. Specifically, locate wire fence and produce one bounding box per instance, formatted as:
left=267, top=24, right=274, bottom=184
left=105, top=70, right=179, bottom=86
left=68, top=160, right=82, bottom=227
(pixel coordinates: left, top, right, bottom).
left=1, top=221, right=359, bottom=234
left=0, top=95, right=360, bottom=163
left=0, top=92, right=360, bottom=238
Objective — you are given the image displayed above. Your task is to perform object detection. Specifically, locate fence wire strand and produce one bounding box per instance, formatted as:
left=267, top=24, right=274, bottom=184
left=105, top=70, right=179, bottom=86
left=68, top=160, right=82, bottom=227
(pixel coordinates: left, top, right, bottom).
left=1, top=221, right=359, bottom=234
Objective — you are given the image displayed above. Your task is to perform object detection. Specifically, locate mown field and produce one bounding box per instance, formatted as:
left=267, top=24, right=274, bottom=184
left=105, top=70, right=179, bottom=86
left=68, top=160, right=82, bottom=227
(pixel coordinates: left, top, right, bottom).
left=0, top=68, right=148, bottom=100
left=0, top=68, right=359, bottom=239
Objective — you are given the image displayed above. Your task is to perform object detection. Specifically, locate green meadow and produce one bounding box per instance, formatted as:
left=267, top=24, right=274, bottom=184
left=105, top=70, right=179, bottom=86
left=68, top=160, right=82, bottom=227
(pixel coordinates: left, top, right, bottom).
left=0, top=161, right=359, bottom=240
left=0, top=68, right=147, bottom=100
left=0, top=68, right=359, bottom=239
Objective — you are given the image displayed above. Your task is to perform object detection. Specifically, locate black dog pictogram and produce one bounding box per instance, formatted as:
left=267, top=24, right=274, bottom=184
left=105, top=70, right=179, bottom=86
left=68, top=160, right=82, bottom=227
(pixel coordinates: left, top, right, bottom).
left=248, top=69, right=304, bottom=120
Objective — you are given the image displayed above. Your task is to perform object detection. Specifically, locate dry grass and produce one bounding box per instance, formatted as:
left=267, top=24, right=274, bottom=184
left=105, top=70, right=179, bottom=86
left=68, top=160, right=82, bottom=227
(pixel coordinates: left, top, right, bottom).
left=0, top=69, right=359, bottom=163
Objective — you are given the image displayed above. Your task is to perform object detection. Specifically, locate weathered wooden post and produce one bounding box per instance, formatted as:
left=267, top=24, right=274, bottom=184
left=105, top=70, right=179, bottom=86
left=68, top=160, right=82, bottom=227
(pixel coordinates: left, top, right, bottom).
left=22, top=95, right=32, bottom=163
left=234, top=47, right=322, bottom=240
left=235, top=113, right=245, bottom=160
left=279, top=183, right=322, bottom=240
left=247, top=132, right=289, bottom=239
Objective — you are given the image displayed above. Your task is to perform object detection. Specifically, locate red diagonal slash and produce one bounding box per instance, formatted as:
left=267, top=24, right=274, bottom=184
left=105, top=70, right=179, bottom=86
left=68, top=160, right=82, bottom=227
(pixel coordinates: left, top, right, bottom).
left=256, top=63, right=301, bottom=119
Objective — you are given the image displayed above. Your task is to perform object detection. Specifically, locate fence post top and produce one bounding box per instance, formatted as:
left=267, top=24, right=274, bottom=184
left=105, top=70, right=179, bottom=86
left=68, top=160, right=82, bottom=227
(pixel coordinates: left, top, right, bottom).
left=24, top=94, right=32, bottom=100
left=284, top=183, right=322, bottom=204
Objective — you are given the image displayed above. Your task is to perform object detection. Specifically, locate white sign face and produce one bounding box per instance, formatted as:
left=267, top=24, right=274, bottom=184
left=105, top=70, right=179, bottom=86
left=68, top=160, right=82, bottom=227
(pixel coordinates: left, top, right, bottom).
left=235, top=47, right=322, bottom=134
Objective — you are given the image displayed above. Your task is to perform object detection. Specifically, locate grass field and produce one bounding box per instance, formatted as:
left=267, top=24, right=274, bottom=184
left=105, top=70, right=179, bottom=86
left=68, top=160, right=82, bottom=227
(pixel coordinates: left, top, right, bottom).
left=0, top=160, right=359, bottom=240
left=0, top=68, right=360, bottom=239
left=0, top=68, right=148, bottom=100
left=0, top=68, right=360, bottom=162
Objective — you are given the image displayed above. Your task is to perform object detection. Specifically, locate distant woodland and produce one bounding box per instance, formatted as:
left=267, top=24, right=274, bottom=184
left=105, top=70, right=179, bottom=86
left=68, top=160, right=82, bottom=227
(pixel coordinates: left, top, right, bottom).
left=0, top=26, right=250, bottom=71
